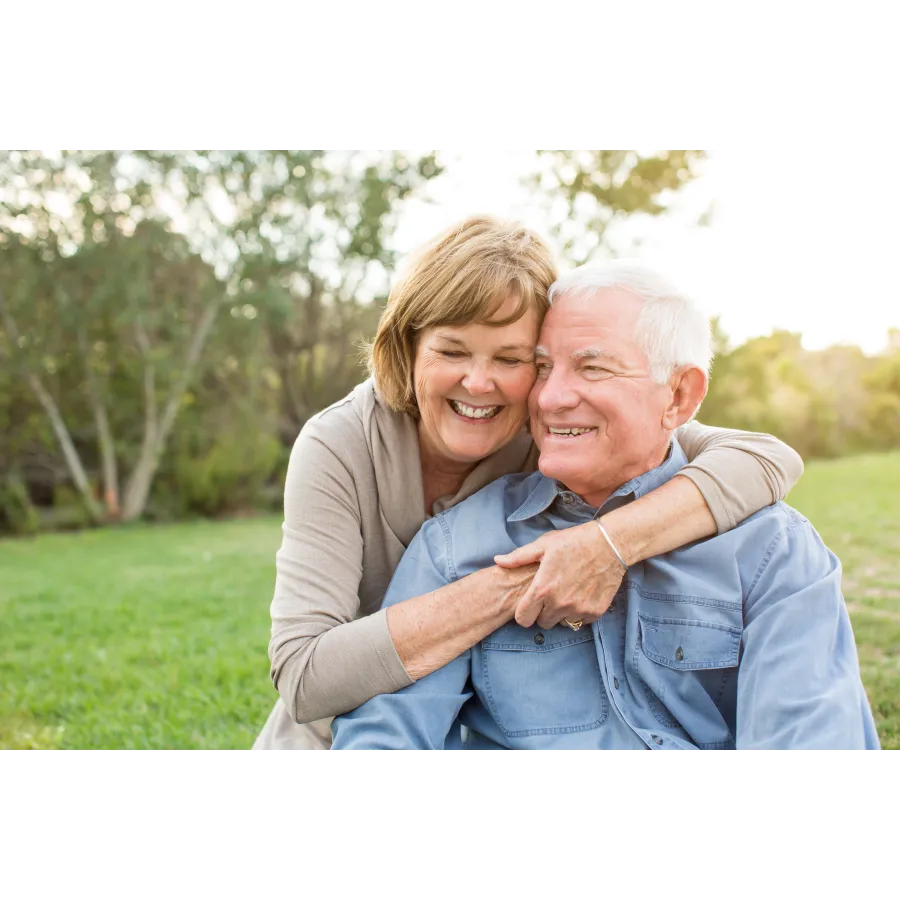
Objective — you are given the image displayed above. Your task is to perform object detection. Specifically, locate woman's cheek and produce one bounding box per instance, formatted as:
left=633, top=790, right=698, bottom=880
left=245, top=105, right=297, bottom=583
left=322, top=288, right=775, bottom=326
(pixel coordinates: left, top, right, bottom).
left=508, top=365, right=538, bottom=403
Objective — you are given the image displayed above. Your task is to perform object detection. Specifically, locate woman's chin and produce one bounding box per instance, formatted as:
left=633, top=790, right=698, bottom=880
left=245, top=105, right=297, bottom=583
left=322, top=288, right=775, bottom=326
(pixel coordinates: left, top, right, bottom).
left=443, top=431, right=510, bottom=464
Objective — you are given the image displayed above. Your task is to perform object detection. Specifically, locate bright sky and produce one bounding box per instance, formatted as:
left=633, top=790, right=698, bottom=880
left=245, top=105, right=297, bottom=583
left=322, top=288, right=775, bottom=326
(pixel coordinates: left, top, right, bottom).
left=392, top=151, right=900, bottom=354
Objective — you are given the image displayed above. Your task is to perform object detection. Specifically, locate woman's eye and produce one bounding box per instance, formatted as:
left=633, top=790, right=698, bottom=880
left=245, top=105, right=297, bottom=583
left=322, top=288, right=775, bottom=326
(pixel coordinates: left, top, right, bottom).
left=438, top=350, right=466, bottom=358
left=497, top=357, right=526, bottom=366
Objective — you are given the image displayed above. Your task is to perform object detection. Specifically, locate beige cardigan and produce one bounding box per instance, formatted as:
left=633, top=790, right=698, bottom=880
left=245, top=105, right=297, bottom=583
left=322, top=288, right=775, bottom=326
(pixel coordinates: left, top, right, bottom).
left=254, top=378, right=802, bottom=749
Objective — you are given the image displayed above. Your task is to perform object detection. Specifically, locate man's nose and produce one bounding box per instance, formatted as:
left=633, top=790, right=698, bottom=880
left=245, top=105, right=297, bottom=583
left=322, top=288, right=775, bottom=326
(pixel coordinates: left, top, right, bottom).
left=537, top=367, right=578, bottom=411
left=462, top=361, right=495, bottom=395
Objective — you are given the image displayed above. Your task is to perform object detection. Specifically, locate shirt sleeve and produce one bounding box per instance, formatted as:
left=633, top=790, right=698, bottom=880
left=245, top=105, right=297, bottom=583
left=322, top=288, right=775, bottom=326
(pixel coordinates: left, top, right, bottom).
left=675, top=421, right=805, bottom=533
left=331, top=520, right=473, bottom=750
left=268, top=421, right=413, bottom=725
left=735, top=515, right=880, bottom=749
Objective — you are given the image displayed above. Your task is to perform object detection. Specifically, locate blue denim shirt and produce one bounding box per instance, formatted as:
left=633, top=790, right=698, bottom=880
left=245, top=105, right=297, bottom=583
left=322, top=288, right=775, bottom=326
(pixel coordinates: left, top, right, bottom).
left=332, top=441, right=880, bottom=750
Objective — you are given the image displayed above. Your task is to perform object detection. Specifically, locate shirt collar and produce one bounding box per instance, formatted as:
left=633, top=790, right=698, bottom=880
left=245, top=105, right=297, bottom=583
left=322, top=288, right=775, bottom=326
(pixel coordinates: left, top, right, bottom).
left=507, top=437, right=688, bottom=523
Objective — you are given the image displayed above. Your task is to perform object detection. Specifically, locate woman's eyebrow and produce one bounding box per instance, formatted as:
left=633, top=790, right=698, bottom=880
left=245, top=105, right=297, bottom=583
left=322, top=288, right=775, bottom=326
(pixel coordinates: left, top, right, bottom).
left=433, top=334, right=533, bottom=353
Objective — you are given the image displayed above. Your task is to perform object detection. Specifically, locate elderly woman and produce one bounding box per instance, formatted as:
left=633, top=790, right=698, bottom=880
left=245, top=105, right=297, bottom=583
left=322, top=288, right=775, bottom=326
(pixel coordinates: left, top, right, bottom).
left=254, top=216, right=803, bottom=750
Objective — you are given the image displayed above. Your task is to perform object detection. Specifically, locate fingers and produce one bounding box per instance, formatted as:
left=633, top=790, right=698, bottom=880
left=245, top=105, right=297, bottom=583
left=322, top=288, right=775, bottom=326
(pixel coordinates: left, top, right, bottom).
left=513, top=586, right=544, bottom=627
left=495, top=544, right=545, bottom=568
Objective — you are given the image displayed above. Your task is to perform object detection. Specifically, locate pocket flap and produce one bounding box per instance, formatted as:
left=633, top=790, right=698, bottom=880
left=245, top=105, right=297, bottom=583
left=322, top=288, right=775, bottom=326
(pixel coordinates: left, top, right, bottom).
left=638, top=613, right=740, bottom=670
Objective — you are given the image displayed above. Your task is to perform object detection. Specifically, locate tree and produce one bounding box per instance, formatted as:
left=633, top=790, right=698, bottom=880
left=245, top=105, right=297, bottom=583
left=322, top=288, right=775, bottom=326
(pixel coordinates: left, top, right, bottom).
left=531, top=150, right=707, bottom=264
left=0, top=150, right=443, bottom=522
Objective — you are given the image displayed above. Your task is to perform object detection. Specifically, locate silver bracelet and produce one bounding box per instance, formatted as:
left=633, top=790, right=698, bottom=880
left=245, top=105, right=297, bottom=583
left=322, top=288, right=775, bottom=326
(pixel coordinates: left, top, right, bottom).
left=596, top=521, right=628, bottom=571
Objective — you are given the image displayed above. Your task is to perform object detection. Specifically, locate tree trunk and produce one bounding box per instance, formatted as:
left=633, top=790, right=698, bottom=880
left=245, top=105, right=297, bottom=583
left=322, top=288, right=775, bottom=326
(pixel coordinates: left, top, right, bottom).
left=0, top=290, right=103, bottom=523
left=120, top=295, right=222, bottom=521
left=80, top=327, right=120, bottom=519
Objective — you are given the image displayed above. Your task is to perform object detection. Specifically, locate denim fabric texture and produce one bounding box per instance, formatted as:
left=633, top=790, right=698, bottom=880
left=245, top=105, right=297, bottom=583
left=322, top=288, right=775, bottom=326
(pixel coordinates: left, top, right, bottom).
left=331, top=440, right=880, bottom=750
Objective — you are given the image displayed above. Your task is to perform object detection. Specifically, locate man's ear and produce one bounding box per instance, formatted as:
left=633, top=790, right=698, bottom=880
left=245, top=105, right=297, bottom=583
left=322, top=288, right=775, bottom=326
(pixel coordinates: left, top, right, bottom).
left=662, top=366, right=708, bottom=429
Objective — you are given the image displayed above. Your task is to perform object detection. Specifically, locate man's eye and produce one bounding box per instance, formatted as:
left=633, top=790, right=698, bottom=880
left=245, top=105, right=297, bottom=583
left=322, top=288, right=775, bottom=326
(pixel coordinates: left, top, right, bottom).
left=584, top=366, right=613, bottom=377
left=535, top=363, right=551, bottom=378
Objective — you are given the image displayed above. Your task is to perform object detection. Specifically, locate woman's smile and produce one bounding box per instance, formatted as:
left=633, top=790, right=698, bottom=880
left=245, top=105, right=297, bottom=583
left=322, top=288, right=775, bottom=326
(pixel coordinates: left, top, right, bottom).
left=447, top=399, right=503, bottom=421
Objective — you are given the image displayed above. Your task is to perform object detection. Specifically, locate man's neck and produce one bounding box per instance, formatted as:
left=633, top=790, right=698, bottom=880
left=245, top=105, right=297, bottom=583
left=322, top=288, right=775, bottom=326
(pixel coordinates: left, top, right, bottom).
left=578, top=437, right=673, bottom=510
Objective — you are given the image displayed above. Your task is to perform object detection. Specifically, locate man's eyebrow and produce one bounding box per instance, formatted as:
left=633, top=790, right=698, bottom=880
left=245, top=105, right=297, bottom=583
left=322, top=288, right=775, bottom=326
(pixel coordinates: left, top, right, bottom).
left=572, top=346, right=624, bottom=365
left=534, top=345, right=550, bottom=358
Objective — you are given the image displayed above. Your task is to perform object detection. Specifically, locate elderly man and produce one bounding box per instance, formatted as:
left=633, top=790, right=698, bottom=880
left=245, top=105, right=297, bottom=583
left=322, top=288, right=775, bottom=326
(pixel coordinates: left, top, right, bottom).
left=331, top=262, right=880, bottom=750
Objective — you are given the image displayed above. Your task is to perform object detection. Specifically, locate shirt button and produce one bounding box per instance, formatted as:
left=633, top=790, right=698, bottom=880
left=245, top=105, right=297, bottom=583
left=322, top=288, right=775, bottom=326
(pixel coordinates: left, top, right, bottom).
left=534, top=633, right=545, bottom=645
left=613, top=677, right=619, bottom=690
left=560, top=492, right=574, bottom=505
left=675, top=647, right=684, bottom=662
left=608, top=601, right=617, bottom=613
left=651, top=735, right=664, bottom=745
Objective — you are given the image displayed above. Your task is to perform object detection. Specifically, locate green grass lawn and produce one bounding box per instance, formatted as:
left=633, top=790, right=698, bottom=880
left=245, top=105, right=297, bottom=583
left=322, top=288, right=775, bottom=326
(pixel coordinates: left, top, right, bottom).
left=2, top=452, right=899, bottom=749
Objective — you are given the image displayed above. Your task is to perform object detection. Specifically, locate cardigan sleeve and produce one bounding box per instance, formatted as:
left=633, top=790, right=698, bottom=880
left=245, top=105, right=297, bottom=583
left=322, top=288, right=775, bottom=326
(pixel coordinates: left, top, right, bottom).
left=675, top=421, right=804, bottom=533
left=268, top=420, right=413, bottom=724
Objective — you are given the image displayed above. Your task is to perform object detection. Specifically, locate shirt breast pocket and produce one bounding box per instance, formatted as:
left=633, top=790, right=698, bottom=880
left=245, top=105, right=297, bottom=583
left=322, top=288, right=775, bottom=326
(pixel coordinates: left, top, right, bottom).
left=480, top=625, right=608, bottom=738
left=634, top=612, right=741, bottom=741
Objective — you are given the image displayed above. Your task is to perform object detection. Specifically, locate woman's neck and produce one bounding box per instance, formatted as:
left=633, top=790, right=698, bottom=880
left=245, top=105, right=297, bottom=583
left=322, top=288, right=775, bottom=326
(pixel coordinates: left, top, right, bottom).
left=418, top=430, right=476, bottom=515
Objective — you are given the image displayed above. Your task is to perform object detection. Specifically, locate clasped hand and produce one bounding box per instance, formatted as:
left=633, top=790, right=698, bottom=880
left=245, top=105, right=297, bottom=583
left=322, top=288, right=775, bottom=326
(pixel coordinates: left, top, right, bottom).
left=494, top=521, right=627, bottom=629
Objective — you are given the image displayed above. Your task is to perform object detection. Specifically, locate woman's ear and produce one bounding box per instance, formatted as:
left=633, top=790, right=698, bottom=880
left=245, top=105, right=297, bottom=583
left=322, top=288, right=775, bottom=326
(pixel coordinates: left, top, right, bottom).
left=662, top=366, right=708, bottom=429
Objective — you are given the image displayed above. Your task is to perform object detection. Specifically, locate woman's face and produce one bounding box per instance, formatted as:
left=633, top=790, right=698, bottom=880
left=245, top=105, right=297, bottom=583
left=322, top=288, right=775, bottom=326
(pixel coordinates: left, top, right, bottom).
left=413, top=295, right=540, bottom=467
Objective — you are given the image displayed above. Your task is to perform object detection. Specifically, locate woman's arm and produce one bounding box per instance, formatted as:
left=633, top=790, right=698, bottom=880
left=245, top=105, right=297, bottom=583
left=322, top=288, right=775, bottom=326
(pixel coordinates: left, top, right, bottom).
left=499, top=424, right=804, bottom=629
left=269, top=422, right=535, bottom=723
left=674, top=420, right=804, bottom=532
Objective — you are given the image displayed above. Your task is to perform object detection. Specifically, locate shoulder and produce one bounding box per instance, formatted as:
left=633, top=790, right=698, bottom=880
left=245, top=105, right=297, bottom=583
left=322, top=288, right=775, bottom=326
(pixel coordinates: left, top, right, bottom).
left=731, top=501, right=816, bottom=550
left=299, top=381, right=370, bottom=450
left=727, top=503, right=838, bottom=604
left=282, top=383, right=376, bottom=501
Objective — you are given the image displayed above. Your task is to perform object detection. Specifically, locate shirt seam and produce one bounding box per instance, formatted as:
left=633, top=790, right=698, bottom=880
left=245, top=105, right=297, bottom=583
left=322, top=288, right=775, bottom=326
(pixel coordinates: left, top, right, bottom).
left=744, top=514, right=809, bottom=605
left=436, top=513, right=458, bottom=582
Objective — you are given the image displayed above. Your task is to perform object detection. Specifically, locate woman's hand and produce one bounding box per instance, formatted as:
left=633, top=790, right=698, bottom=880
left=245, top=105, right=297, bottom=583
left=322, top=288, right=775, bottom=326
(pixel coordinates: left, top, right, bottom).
left=494, top=521, right=627, bottom=629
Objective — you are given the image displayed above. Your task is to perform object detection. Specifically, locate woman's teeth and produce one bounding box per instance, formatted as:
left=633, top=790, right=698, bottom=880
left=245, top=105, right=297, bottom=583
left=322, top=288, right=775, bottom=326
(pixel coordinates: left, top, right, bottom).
left=449, top=400, right=501, bottom=419
left=548, top=427, right=595, bottom=436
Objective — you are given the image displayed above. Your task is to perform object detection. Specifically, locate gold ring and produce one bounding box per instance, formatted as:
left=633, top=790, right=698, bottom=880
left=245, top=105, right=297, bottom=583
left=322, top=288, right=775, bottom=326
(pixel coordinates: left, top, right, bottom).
left=563, top=618, right=584, bottom=631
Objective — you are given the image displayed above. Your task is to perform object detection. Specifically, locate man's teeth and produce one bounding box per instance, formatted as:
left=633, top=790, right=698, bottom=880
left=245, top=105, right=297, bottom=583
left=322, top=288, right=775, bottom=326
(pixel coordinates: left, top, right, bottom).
left=449, top=400, right=501, bottom=419
left=548, top=427, right=595, bottom=435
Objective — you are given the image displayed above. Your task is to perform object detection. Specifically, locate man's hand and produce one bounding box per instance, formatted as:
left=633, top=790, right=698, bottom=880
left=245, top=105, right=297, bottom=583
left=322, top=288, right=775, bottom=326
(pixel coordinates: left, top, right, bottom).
left=494, top=521, right=627, bottom=629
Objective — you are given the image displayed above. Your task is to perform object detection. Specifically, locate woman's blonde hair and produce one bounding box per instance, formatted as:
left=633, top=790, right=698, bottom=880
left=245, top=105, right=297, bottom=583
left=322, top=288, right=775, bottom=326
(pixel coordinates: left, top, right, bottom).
left=368, top=215, right=557, bottom=416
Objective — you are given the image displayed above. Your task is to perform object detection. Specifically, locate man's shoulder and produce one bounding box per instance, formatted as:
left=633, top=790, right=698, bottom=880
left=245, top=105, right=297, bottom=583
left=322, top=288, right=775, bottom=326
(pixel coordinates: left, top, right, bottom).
left=727, top=501, right=817, bottom=550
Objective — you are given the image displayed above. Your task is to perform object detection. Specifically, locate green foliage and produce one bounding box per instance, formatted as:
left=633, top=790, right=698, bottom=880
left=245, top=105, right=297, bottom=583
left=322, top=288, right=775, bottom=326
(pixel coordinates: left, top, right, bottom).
left=0, top=472, right=40, bottom=535
left=172, top=431, right=283, bottom=517
left=534, top=150, right=706, bottom=263
left=0, top=150, right=442, bottom=526
left=701, top=329, right=898, bottom=460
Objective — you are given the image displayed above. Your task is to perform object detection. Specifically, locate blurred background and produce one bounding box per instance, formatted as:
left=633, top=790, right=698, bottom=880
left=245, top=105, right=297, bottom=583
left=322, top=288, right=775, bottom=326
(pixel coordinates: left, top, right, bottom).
left=1, top=150, right=898, bottom=749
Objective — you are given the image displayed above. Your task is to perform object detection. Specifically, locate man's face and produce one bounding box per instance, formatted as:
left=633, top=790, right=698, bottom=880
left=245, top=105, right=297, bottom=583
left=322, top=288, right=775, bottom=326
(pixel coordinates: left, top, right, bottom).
left=529, top=287, right=674, bottom=507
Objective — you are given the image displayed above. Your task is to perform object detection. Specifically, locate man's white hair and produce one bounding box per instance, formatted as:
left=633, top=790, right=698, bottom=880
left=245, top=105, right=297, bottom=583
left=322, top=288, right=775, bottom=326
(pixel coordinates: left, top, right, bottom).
left=548, top=260, right=713, bottom=384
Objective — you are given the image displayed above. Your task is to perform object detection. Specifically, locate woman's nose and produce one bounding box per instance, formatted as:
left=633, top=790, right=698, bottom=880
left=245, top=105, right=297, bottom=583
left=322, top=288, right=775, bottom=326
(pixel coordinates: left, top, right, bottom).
left=462, top=361, right=495, bottom=395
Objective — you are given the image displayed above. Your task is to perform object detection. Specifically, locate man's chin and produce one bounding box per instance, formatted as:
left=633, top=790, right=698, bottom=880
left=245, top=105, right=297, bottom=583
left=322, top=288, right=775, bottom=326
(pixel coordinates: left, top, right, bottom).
left=537, top=454, right=571, bottom=483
